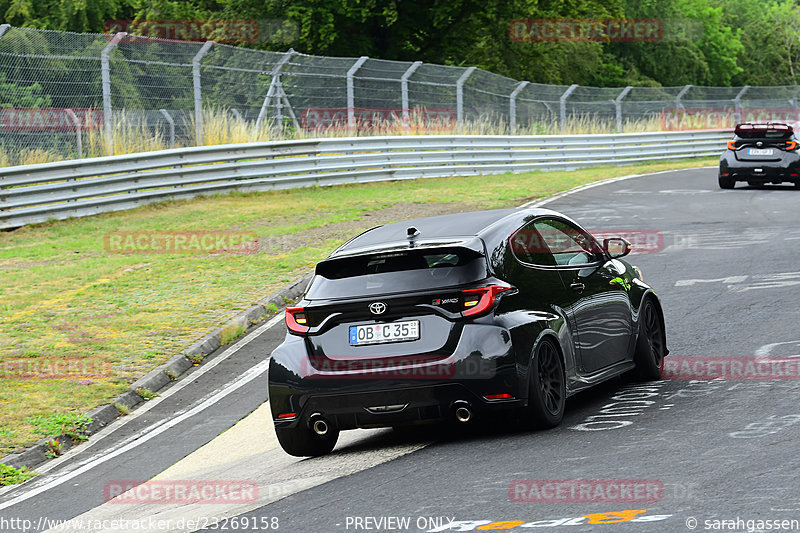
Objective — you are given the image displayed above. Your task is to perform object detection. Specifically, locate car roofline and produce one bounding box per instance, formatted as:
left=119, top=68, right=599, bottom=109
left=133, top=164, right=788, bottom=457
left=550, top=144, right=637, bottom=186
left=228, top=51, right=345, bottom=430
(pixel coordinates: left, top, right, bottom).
left=327, top=236, right=486, bottom=259
left=331, top=208, right=561, bottom=257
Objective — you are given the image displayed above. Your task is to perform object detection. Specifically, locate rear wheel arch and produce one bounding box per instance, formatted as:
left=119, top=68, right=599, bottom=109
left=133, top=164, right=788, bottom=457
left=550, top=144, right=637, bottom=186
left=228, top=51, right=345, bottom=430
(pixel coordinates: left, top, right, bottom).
left=525, top=331, right=567, bottom=399
left=522, top=333, right=567, bottom=428
left=639, top=293, right=667, bottom=347
left=633, top=294, right=668, bottom=381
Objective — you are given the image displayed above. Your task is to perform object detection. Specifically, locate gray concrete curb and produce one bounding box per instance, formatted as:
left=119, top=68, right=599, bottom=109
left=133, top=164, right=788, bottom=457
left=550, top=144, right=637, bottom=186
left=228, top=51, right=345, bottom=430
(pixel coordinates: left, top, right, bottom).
left=3, top=273, right=312, bottom=472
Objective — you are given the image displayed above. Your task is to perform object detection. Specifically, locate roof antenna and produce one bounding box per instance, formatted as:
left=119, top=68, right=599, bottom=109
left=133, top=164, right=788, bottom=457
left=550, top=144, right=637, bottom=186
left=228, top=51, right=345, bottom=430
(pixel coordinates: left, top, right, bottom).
left=407, top=226, right=420, bottom=247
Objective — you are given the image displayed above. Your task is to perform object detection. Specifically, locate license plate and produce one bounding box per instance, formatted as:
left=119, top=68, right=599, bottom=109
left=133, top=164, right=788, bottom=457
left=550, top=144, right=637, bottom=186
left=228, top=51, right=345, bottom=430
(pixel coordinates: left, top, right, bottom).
left=747, top=148, right=773, bottom=155
left=349, top=320, right=419, bottom=346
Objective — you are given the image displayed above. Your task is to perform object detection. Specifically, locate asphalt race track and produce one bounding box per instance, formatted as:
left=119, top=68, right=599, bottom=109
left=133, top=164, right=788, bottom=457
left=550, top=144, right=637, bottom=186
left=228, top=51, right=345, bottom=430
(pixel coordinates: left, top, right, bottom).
left=3, top=166, right=800, bottom=533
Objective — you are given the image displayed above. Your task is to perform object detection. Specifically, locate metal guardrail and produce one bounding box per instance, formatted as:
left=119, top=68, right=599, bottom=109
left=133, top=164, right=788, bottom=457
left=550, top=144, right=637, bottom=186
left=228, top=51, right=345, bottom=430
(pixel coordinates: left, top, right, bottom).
left=0, top=131, right=727, bottom=229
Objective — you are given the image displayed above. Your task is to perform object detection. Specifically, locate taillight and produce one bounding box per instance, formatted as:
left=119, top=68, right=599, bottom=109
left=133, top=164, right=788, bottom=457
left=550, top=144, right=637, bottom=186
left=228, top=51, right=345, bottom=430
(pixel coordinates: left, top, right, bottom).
left=484, top=393, right=514, bottom=400
left=462, top=285, right=511, bottom=317
left=285, top=307, right=309, bottom=334
left=786, top=140, right=797, bottom=151
left=727, top=141, right=737, bottom=150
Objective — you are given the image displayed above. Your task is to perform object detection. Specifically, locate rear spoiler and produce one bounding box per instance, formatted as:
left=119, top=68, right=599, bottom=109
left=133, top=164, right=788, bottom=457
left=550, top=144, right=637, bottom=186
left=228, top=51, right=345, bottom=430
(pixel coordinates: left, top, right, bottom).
left=735, top=122, right=794, bottom=135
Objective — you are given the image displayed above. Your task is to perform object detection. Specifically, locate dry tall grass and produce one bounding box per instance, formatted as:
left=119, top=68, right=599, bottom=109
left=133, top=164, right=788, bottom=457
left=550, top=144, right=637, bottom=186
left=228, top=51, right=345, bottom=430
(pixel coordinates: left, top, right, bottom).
left=0, top=109, right=667, bottom=166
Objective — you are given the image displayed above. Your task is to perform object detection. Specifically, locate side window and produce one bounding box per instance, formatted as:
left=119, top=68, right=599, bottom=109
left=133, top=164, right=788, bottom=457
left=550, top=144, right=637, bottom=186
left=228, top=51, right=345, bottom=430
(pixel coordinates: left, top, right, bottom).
left=509, top=222, right=556, bottom=266
left=533, top=218, right=602, bottom=266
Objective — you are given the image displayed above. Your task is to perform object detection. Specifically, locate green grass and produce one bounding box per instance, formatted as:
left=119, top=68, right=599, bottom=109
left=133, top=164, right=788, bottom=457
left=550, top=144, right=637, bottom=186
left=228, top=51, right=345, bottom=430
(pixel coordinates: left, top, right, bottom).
left=0, top=463, right=37, bottom=485
left=0, top=157, right=717, bottom=456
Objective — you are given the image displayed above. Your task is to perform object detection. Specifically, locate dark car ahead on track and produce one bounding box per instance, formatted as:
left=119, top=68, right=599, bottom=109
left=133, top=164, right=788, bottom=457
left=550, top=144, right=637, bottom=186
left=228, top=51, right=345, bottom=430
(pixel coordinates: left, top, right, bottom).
left=268, top=208, right=668, bottom=456
left=719, top=122, right=800, bottom=189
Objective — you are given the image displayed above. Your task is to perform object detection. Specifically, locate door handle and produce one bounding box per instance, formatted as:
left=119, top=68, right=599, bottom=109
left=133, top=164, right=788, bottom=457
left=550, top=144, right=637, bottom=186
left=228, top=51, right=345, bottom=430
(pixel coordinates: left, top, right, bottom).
left=570, top=282, right=585, bottom=292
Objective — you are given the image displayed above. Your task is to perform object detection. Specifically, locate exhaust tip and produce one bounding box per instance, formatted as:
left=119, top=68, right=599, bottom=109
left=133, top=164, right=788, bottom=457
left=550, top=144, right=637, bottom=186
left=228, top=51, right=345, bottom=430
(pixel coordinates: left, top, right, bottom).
left=452, top=401, right=472, bottom=423
left=455, top=407, right=471, bottom=423
left=312, top=418, right=329, bottom=435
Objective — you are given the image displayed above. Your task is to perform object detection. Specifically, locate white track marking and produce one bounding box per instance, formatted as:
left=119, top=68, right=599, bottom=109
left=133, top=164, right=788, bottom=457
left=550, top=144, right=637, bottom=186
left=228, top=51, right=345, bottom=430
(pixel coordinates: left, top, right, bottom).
left=520, top=166, right=715, bottom=208
left=48, top=406, right=430, bottom=532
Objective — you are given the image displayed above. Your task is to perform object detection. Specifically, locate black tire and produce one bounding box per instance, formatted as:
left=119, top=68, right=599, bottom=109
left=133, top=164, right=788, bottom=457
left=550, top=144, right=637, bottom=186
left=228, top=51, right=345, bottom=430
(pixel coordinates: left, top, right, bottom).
left=275, top=425, right=339, bottom=457
left=524, top=338, right=566, bottom=428
left=718, top=175, right=734, bottom=189
left=633, top=299, right=666, bottom=381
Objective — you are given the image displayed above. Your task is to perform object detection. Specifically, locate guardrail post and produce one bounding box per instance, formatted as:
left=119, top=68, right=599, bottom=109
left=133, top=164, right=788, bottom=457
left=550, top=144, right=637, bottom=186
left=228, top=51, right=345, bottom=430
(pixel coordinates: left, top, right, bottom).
left=159, top=109, right=175, bottom=148
left=614, top=86, right=633, bottom=133
left=456, top=67, right=477, bottom=132
left=733, top=85, right=750, bottom=123
left=559, top=84, right=578, bottom=132
left=675, top=84, right=692, bottom=111
left=509, top=81, right=529, bottom=134
left=253, top=49, right=294, bottom=140
left=64, top=109, right=82, bottom=159
left=347, top=56, right=369, bottom=134
left=101, top=32, right=126, bottom=155
left=192, top=41, right=214, bottom=146
left=401, top=61, right=422, bottom=131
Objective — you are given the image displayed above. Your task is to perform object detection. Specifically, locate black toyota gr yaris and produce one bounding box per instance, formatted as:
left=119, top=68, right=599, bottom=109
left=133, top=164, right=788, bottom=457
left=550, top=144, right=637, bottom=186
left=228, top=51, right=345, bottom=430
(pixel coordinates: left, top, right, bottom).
left=719, top=122, right=800, bottom=189
left=268, top=208, right=668, bottom=456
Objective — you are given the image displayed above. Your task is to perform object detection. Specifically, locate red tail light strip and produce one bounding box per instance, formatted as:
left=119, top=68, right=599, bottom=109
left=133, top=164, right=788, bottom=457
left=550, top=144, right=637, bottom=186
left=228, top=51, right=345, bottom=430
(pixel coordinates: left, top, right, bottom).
left=285, top=307, right=309, bottom=334
left=462, top=285, right=511, bottom=317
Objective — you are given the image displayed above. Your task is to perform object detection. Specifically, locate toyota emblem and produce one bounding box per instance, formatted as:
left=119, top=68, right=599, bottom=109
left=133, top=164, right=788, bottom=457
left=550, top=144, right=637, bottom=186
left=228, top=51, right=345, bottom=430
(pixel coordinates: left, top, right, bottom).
left=369, top=302, right=387, bottom=315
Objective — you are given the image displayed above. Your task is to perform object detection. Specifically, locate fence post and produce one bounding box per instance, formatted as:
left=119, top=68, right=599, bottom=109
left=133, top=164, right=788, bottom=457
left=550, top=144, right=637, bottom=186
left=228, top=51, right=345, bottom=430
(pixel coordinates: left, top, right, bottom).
left=456, top=67, right=477, bottom=132
left=509, top=81, right=529, bottom=134
left=347, top=56, right=369, bottom=134
left=675, top=84, right=692, bottom=111
left=559, top=84, right=578, bottom=132
left=733, top=85, right=749, bottom=123
left=253, top=49, right=294, bottom=140
left=0, top=24, right=11, bottom=39
left=401, top=61, right=422, bottom=131
left=101, top=32, right=126, bottom=155
left=614, top=86, right=633, bottom=132
left=791, top=86, right=800, bottom=108
left=159, top=109, right=175, bottom=148
left=64, top=109, right=82, bottom=158
left=192, top=41, right=214, bottom=146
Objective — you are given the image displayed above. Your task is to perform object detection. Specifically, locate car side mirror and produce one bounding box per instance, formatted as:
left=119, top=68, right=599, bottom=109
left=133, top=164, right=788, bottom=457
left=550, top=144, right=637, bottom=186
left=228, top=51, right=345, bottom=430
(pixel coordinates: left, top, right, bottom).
left=604, top=237, right=631, bottom=259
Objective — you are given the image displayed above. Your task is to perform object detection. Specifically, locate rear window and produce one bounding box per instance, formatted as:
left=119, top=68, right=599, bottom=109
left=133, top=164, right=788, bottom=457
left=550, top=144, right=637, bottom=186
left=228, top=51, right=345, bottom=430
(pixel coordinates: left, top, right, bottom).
left=306, top=247, right=488, bottom=299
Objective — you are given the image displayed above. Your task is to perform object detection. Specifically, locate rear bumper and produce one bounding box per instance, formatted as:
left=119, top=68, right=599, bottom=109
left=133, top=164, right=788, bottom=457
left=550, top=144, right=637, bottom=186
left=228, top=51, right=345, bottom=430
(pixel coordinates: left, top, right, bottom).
left=720, top=155, right=800, bottom=183
left=268, top=324, right=522, bottom=430
left=273, top=383, right=523, bottom=431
